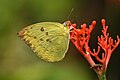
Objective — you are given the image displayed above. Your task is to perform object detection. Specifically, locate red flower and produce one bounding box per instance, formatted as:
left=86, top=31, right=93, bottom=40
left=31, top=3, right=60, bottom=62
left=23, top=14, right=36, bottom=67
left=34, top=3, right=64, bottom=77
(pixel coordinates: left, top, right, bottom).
left=68, top=19, right=120, bottom=77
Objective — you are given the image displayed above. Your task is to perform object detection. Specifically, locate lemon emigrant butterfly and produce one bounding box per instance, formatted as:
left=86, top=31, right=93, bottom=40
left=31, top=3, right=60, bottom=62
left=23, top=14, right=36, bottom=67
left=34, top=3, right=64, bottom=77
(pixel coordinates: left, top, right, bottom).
left=18, top=22, right=70, bottom=62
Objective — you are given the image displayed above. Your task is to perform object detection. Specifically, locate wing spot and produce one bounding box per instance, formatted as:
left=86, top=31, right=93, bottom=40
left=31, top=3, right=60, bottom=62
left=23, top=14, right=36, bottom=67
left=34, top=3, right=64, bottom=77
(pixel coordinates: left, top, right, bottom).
left=30, top=27, right=33, bottom=29
left=51, top=50, right=54, bottom=52
left=46, top=39, right=52, bottom=43
left=46, top=32, right=48, bottom=35
left=40, top=38, right=43, bottom=41
left=40, top=27, right=44, bottom=31
left=25, top=40, right=30, bottom=44
left=23, top=39, right=26, bottom=41
left=46, top=39, right=50, bottom=42
left=28, top=43, right=32, bottom=47
left=34, top=36, right=37, bottom=39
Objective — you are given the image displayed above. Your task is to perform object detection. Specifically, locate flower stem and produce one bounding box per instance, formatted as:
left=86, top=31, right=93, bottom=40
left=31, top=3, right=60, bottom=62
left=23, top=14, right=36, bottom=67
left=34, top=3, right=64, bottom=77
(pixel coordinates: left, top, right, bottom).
left=98, top=72, right=107, bottom=80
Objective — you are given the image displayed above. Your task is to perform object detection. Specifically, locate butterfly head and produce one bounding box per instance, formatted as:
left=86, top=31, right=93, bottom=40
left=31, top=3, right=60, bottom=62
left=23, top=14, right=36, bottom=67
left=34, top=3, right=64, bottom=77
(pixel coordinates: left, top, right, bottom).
left=63, top=21, right=76, bottom=30
left=63, top=21, right=71, bottom=27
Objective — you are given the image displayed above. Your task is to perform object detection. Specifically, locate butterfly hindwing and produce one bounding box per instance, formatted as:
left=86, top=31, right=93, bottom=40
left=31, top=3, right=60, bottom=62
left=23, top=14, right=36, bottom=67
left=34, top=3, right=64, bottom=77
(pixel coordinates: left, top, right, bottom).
left=18, top=22, right=69, bottom=62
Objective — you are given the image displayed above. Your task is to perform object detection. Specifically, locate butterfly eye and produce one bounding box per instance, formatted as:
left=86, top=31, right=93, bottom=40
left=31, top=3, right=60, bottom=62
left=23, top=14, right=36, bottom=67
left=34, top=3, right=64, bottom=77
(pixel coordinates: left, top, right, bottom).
left=63, top=21, right=70, bottom=27
left=63, top=22, right=68, bottom=27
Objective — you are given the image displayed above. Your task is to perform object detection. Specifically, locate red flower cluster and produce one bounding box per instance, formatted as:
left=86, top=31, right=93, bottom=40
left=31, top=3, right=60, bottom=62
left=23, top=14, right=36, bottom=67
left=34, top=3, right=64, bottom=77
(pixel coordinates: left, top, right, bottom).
left=68, top=19, right=120, bottom=76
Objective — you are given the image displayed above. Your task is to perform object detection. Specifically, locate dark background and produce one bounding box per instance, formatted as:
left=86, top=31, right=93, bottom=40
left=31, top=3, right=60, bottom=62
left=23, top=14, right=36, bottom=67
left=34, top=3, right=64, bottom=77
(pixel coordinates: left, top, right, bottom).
left=0, top=0, right=120, bottom=80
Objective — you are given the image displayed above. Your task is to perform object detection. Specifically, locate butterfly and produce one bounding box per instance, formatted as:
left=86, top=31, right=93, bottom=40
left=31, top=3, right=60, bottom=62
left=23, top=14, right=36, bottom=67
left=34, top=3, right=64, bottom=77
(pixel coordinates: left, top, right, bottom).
left=17, top=21, right=74, bottom=62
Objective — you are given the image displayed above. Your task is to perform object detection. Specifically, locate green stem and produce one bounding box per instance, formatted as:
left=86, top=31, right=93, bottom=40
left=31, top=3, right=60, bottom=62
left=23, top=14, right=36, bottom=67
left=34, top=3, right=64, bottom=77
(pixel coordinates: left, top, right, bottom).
left=98, top=72, right=107, bottom=80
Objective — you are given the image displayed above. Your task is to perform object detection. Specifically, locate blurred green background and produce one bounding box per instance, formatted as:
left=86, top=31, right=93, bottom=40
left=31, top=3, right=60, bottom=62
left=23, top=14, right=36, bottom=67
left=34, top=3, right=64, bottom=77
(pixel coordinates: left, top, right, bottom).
left=0, top=0, right=120, bottom=80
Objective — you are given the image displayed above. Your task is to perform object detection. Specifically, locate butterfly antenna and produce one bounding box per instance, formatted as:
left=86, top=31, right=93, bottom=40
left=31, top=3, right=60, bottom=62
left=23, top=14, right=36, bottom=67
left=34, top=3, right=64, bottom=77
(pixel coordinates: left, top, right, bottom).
left=66, top=8, right=74, bottom=21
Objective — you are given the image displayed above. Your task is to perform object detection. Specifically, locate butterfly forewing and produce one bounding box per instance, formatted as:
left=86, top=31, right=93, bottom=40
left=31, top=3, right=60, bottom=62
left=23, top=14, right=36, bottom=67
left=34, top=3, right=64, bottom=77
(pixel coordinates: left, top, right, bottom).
left=18, top=22, right=69, bottom=62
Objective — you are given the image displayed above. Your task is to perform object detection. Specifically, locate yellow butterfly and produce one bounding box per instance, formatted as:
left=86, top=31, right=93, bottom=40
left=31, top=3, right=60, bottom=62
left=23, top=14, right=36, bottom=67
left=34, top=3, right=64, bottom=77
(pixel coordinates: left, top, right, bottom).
left=18, top=22, right=70, bottom=62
